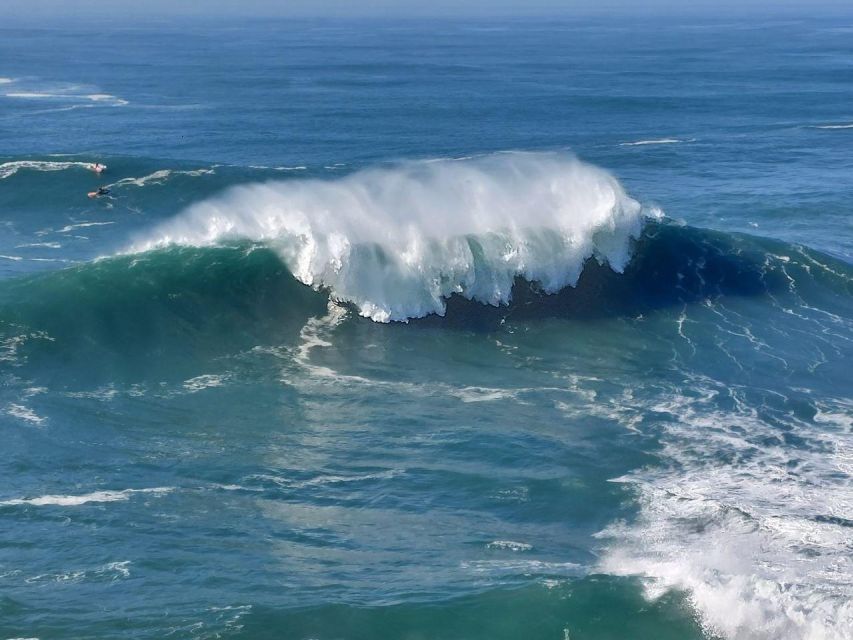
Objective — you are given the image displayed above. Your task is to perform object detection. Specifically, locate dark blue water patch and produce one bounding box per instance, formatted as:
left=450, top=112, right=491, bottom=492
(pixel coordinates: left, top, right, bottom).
left=231, top=580, right=704, bottom=640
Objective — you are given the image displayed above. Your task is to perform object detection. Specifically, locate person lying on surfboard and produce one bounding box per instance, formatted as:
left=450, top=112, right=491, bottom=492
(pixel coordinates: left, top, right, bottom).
left=88, top=186, right=111, bottom=198
left=88, top=163, right=106, bottom=174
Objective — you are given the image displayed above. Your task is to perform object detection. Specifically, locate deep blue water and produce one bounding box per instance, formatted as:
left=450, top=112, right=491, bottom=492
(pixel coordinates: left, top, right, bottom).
left=1, top=16, right=851, bottom=640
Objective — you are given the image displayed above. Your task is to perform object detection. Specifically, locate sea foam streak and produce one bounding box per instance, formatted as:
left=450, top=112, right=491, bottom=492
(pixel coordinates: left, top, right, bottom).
left=129, top=152, right=657, bottom=322
left=0, top=487, right=173, bottom=507
left=0, top=160, right=104, bottom=180
left=597, top=382, right=853, bottom=640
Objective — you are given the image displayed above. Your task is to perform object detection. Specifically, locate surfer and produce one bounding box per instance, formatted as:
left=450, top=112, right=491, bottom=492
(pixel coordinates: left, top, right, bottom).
left=88, top=186, right=111, bottom=198
left=89, top=163, right=106, bottom=174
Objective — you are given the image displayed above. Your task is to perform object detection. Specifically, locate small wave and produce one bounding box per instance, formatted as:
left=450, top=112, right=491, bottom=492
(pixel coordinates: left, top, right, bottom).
left=85, top=93, right=128, bottom=106
left=105, top=167, right=215, bottom=189
left=128, top=152, right=657, bottom=322
left=5, top=403, right=45, bottom=425
left=486, top=540, right=533, bottom=552
left=812, top=123, right=853, bottom=130
left=0, top=77, right=14, bottom=84
left=4, top=90, right=127, bottom=106
left=183, top=373, right=229, bottom=393
left=15, top=242, right=62, bottom=249
left=56, top=221, right=115, bottom=233
left=24, top=561, right=131, bottom=586
left=0, top=160, right=105, bottom=180
left=620, top=138, right=692, bottom=146
left=462, top=559, right=583, bottom=577
left=4, top=92, right=58, bottom=99
left=0, top=487, right=173, bottom=507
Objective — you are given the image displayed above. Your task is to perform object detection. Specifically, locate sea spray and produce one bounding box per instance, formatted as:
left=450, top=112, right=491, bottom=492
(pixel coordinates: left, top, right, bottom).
left=128, top=152, right=659, bottom=321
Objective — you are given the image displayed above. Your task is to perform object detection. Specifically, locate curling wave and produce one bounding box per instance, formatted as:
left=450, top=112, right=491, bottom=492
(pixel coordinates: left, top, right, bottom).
left=128, top=152, right=659, bottom=322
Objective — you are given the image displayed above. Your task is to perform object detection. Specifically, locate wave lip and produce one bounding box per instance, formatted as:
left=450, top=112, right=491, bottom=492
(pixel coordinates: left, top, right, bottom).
left=128, top=152, right=657, bottom=322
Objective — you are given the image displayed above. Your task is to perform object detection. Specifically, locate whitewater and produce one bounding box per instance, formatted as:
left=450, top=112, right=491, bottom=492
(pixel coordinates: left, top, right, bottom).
left=129, top=153, right=658, bottom=321
left=1, top=15, right=852, bottom=640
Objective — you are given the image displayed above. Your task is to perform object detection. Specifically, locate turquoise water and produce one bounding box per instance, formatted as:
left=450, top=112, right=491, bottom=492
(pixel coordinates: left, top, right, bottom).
left=1, top=16, right=852, bottom=640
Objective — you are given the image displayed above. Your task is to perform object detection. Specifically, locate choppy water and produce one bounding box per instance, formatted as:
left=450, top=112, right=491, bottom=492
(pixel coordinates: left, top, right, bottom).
left=1, top=16, right=852, bottom=640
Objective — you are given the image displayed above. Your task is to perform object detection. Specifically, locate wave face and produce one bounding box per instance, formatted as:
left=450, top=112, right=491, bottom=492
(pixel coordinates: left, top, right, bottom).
left=129, top=153, right=655, bottom=322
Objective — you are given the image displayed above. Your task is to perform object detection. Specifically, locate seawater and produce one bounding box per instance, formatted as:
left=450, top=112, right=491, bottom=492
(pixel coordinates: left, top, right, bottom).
left=0, top=16, right=851, bottom=640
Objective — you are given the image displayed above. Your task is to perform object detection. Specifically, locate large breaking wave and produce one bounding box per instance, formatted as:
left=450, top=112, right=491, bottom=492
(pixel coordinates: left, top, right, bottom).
left=128, top=152, right=659, bottom=322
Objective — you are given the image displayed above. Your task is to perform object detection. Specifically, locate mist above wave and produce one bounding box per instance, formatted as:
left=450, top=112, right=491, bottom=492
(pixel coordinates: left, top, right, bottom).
left=129, top=152, right=658, bottom=322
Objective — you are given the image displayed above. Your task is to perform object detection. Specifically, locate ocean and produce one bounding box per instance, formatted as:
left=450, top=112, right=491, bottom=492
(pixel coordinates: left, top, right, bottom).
left=1, top=15, right=851, bottom=640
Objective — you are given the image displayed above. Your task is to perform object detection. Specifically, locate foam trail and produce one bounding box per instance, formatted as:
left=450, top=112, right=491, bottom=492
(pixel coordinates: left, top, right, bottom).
left=0, top=160, right=105, bottom=180
left=813, top=124, right=853, bottom=130
left=620, top=138, right=691, bottom=146
left=4, top=91, right=127, bottom=106
left=105, top=167, right=215, bottom=189
left=129, top=152, right=657, bottom=322
left=0, top=487, right=173, bottom=507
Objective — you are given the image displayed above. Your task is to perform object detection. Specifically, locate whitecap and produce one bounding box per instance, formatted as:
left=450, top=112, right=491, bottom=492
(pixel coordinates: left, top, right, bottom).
left=0, top=487, right=173, bottom=507
left=0, top=160, right=102, bottom=180
left=183, top=374, right=229, bottom=393
left=15, top=242, right=61, bottom=249
left=486, top=540, right=533, bottom=551
left=56, top=221, right=115, bottom=233
left=5, top=404, right=45, bottom=425
left=620, top=138, right=691, bottom=146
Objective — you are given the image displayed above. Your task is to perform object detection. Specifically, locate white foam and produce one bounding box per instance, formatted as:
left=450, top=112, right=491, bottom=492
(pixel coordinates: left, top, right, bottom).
left=15, top=242, right=61, bottom=249
left=128, top=152, right=657, bottom=322
left=183, top=373, right=229, bottom=393
left=293, top=469, right=403, bottom=489
left=85, top=93, right=128, bottom=106
left=0, top=487, right=173, bottom=507
left=0, top=77, right=14, bottom=84
left=56, top=221, right=115, bottom=233
left=450, top=386, right=518, bottom=403
left=4, top=90, right=127, bottom=106
left=597, top=382, right=853, bottom=640
left=5, top=404, right=45, bottom=425
left=0, top=160, right=102, bottom=180
left=24, top=561, right=131, bottom=585
left=620, top=138, right=691, bottom=146
left=486, top=540, right=533, bottom=552
left=5, top=92, right=58, bottom=99
left=813, top=124, right=853, bottom=130
left=105, top=167, right=215, bottom=189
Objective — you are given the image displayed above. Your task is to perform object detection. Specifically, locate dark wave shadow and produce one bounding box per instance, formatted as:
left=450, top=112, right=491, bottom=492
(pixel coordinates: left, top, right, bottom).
left=413, top=220, right=852, bottom=330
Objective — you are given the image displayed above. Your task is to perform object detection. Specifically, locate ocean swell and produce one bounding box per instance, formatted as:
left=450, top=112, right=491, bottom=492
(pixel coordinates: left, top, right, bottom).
left=128, top=152, right=659, bottom=322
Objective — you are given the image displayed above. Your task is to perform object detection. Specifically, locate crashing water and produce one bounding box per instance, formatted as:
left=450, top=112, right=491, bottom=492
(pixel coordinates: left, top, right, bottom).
left=1, top=15, right=852, bottom=640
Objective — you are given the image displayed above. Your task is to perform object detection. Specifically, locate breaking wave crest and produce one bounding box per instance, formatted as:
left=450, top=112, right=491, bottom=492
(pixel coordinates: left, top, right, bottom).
left=128, top=152, right=658, bottom=322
